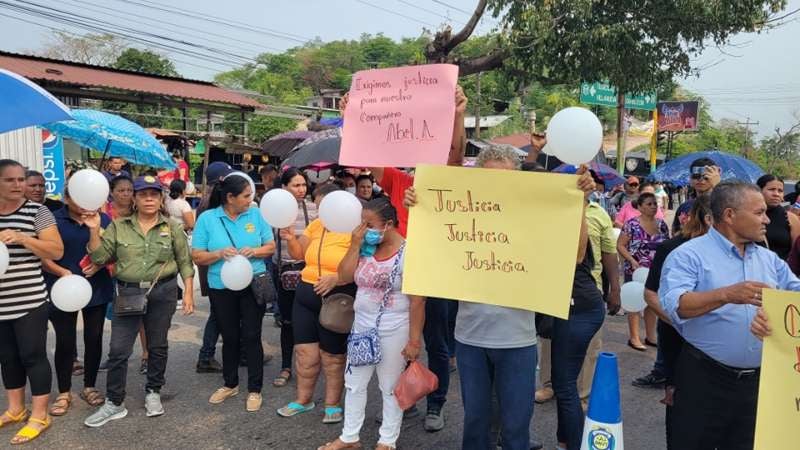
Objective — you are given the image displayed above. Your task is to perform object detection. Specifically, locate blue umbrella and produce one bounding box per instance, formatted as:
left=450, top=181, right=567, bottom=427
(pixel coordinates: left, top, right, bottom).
left=0, top=68, right=72, bottom=134
left=648, top=150, right=764, bottom=187
left=553, top=161, right=625, bottom=191
left=45, top=109, right=175, bottom=169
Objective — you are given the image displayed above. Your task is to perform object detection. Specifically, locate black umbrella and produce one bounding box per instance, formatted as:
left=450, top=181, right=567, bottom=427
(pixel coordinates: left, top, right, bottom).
left=261, top=130, right=315, bottom=158
left=282, top=136, right=342, bottom=168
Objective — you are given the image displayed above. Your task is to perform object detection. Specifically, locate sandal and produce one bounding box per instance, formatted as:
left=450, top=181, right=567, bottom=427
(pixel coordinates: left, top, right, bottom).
left=0, top=409, right=29, bottom=429
left=49, top=393, right=72, bottom=416
left=10, top=416, right=50, bottom=445
left=80, top=388, right=105, bottom=407
left=317, top=438, right=362, bottom=450
left=277, top=401, right=315, bottom=417
left=322, top=405, right=343, bottom=424
left=272, top=369, right=292, bottom=387
left=375, top=445, right=396, bottom=450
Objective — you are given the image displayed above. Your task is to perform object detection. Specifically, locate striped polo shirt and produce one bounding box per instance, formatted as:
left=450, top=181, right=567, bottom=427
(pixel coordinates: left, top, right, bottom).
left=0, top=201, right=56, bottom=320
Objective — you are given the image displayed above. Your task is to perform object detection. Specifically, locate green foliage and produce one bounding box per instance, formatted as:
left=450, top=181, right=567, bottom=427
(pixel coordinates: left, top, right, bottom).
left=247, top=115, right=298, bottom=143
left=490, top=0, right=786, bottom=93
left=112, top=48, right=179, bottom=77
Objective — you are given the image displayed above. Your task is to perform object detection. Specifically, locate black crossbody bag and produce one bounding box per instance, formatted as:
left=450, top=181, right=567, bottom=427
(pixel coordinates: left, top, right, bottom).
left=114, top=261, right=168, bottom=316
left=219, top=218, right=276, bottom=306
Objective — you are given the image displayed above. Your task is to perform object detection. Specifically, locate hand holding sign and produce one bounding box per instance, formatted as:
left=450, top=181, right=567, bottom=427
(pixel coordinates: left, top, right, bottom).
left=340, top=64, right=459, bottom=168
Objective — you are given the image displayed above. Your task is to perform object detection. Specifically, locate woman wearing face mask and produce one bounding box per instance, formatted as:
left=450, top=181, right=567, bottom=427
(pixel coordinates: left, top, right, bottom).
left=273, top=168, right=318, bottom=388
left=617, top=192, right=669, bottom=351
left=757, top=174, right=800, bottom=260
left=317, top=197, right=426, bottom=450
left=339, top=173, right=357, bottom=195
left=276, top=183, right=354, bottom=424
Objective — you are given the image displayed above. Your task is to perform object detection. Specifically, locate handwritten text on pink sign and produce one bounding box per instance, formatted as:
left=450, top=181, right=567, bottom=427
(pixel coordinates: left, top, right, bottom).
left=340, top=64, right=459, bottom=168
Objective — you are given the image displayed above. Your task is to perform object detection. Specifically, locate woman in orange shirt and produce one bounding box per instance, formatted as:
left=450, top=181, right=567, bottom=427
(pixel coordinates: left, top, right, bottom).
left=277, top=183, right=354, bottom=424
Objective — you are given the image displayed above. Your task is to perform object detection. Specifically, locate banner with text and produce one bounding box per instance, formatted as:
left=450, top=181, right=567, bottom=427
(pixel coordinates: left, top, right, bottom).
left=402, top=165, right=584, bottom=318
left=41, top=129, right=65, bottom=200
left=754, top=289, right=800, bottom=450
left=340, top=64, right=459, bottom=168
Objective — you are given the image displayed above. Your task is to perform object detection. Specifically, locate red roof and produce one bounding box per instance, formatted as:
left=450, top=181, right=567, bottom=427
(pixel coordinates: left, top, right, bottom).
left=0, top=51, right=263, bottom=109
left=490, top=133, right=531, bottom=148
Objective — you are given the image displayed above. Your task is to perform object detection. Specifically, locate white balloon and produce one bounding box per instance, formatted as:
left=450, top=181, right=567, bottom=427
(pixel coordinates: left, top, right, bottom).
left=546, top=107, right=603, bottom=165
left=620, top=281, right=646, bottom=313
left=319, top=191, right=363, bottom=233
left=185, top=181, right=196, bottom=195
left=632, top=267, right=650, bottom=284
left=226, top=171, right=256, bottom=201
left=612, top=228, right=622, bottom=241
left=51, top=275, right=92, bottom=312
left=0, top=242, right=8, bottom=276
left=260, top=189, right=299, bottom=229
left=68, top=169, right=110, bottom=210
left=220, top=255, right=253, bottom=291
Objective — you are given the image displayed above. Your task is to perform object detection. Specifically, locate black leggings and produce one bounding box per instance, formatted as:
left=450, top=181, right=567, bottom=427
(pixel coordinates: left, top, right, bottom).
left=277, top=282, right=294, bottom=370
left=49, top=303, right=107, bottom=393
left=0, top=303, right=52, bottom=396
left=208, top=287, right=266, bottom=393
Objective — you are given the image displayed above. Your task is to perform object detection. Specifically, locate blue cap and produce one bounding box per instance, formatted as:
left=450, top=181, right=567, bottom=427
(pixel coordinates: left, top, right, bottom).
left=206, top=162, right=233, bottom=183
left=133, top=175, right=163, bottom=193
left=586, top=352, right=622, bottom=424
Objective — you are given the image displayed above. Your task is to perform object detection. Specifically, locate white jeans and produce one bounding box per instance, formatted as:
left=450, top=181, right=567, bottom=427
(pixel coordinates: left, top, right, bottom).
left=340, top=325, right=409, bottom=446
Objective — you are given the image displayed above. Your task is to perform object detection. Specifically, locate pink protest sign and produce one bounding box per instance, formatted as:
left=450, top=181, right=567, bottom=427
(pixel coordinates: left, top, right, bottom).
left=340, top=64, right=459, bottom=168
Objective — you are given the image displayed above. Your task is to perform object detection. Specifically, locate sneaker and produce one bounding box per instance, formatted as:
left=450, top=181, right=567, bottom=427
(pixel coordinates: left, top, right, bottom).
left=632, top=371, right=666, bottom=388
left=534, top=386, right=554, bottom=403
left=97, top=359, right=109, bottom=373
left=196, top=359, right=223, bottom=373
left=84, top=399, right=128, bottom=428
left=209, top=386, right=239, bottom=404
left=424, top=407, right=444, bottom=432
left=144, top=390, right=164, bottom=417
left=246, top=393, right=262, bottom=412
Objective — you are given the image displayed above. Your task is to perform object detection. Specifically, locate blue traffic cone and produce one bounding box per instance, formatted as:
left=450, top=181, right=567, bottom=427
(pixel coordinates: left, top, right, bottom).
left=581, top=352, right=623, bottom=450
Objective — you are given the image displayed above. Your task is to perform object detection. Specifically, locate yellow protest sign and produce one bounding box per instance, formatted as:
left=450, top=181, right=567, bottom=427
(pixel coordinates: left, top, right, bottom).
left=402, top=164, right=584, bottom=319
left=755, top=289, right=800, bottom=450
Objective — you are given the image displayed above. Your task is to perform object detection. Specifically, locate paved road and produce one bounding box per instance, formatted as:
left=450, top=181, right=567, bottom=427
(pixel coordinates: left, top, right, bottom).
left=0, top=292, right=667, bottom=450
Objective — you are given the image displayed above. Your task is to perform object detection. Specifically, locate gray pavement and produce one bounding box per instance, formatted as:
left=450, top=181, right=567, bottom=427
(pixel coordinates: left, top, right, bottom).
left=0, top=294, right=667, bottom=450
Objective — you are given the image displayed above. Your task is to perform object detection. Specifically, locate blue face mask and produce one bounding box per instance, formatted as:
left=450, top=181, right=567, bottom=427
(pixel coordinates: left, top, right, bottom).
left=360, top=227, right=385, bottom=257
left=364, top=228, right=384, bottom=245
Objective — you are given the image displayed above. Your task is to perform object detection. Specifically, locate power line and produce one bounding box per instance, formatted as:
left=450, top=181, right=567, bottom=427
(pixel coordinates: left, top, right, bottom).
left=115, top=0, right=312, bottom=44
left=397, top=0, right=463, bottom=24
left=353, top=0, right=435, bottom=27
left=60, top=0, right=279, bottom=54
left=2, top=0, right=255, bottom=67
left=430, top=0, right=472, bottom=16
left=0, top=11, right=233, bottom=75
left=11, top=0, right=256, bottom=64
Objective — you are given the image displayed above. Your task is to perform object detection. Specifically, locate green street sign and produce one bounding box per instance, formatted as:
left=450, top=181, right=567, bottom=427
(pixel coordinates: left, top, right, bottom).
left=580, top=82, right=657, bottom=111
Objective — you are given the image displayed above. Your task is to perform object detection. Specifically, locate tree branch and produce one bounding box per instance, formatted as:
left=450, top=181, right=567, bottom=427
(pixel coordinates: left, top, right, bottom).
left=456, top=49, right=507, bottom=76
left=444, top=0, right=488, bottom=54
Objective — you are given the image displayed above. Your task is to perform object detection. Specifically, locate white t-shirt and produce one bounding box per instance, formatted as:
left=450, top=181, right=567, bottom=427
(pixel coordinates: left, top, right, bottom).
left=166, top=197, right=192, bottom=227
left=353, top=250, right=409, bottom=332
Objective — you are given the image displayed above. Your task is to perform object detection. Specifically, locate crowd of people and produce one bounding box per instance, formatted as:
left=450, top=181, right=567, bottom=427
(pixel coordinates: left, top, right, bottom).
left=0, top=84, right=793, bottom=450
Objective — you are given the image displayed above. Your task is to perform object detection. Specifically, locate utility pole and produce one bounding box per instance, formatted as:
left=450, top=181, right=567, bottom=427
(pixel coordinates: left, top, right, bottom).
left=474, top=72, right=482, bottom=139
left=615, top=92, right=626, bottom=175
left=737, top=117, right=759, bottom=159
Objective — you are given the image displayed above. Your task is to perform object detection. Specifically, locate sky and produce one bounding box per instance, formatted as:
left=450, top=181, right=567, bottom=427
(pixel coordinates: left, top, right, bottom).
left=0, top=0, right=798, bottom=138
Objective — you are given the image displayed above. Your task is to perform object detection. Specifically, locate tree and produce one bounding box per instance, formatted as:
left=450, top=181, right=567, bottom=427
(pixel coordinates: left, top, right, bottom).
left=247, top=115, right=298, bottom=143
left=38, top=32, right=128, bottom=66
left=756, top=115, right=800, bottom=178
left=112, top=48, right=179, bottom=77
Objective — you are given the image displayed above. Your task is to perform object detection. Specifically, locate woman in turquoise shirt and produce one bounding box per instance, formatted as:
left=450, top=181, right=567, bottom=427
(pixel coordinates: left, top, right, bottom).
left=191, top=175, right=275, bottom=412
